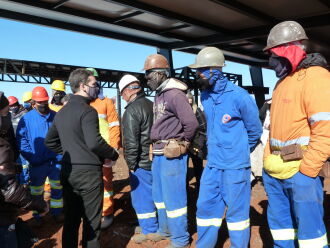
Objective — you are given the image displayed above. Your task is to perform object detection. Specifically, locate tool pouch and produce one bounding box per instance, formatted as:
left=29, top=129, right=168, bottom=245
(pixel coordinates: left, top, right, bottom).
left=281, top=144, right=304, bottom=162
left=319, top=160, right=330, bottom=178
left=163, top=140, right=181, bottom=159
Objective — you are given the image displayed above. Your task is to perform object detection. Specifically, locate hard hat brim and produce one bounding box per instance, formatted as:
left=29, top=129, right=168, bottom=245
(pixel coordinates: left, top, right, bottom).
left=33, top=96, right=49, bottom=102
left=188, top=63, right=226, bottom=69
left=263, top=45, right=273, bottom=52
left=188, top=63, right=199, bottom=69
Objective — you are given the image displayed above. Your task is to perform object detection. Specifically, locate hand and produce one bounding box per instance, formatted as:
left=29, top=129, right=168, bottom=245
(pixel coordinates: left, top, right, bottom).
left=39, top=201, right=49, bottom=217
left=184, top=141, right=191, bottom=148
left=111, top=149, right=119, bottom=161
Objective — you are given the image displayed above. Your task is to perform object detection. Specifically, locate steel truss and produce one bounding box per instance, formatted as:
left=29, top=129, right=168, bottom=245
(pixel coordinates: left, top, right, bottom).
left=0, top=58, right=268, bottom=100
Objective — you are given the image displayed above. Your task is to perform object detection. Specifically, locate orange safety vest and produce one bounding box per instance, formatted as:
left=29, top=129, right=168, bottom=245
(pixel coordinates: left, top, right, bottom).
left=90, top=97, right=120, bottom=149
left=264, top=66, right=330, bottom=178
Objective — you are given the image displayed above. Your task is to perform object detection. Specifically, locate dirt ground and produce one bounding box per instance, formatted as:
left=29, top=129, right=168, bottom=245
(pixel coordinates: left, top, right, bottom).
left=22, top=154, right=330, bottom=248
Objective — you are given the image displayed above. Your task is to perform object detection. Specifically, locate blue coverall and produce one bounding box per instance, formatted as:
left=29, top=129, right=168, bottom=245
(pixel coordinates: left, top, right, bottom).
left=196, top=69, right=262, bottom=248
left=16, top=109, right=63, bottom=218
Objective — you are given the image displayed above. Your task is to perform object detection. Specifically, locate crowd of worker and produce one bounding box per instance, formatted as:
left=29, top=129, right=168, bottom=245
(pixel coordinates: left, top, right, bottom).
left=0, top=20, right=330, bottom=248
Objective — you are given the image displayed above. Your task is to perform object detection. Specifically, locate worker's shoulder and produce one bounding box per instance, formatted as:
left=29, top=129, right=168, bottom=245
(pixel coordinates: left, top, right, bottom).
left=56, top=100, right=95, bottom=120
left=304, top=66, right=330, bottom=79
left=227, top=82, right=250, bottom=103
left=303, top=66, right=330, bottom=88
left=130, top=96, right=153, bottom=112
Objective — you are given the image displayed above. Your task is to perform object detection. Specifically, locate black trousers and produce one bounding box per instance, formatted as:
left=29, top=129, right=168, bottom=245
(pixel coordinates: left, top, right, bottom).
left=190, top=153, right=204, bottom=192
left=61, top=167, right=103, bottom=248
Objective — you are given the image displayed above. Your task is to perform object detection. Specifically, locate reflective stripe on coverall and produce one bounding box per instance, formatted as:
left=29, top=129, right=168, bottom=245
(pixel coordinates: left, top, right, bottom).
left=152, top=155, right=189, bottom=247
left=263, top=66, right=330, bottom=247
left=196, top=167, right=251, bottom=248
left=130, top=168, right=158, bottom=234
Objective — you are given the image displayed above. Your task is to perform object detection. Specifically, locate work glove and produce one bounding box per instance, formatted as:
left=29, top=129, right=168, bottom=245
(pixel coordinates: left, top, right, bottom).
left=110, top=148, right=119, bottom=161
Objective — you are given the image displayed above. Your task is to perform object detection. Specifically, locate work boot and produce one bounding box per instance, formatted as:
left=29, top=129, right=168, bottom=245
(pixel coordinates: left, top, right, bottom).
left=165, top=243, right=190, bottom=248
left=53, top=213, right=65, bottom=223
left=101, top=214, right=114, bottom=230
left=131, top=233, right=148, bottom=244
left=146, top=232, right=169, bottom=242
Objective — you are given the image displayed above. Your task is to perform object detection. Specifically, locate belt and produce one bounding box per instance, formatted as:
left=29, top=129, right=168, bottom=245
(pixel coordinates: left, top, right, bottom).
left=154, top=140, right=170, bottom=145
left=154, top=139, right=184, bottom=145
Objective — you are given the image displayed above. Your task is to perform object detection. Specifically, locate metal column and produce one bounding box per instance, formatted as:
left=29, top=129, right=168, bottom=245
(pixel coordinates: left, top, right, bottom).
left=249, top=66, right=265, bottom=109
left=157, top=48, right=174, bottom=77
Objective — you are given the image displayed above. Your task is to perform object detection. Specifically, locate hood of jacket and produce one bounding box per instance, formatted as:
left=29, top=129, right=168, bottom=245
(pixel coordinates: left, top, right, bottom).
left=157, top=78, right=188, bottom=94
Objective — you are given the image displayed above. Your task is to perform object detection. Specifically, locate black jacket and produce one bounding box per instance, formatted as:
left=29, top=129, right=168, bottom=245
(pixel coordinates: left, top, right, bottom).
left=0, top=137, right=46, bottom=226
left=189, top=107, right=207, bottom=159
left=122, top=92, right=153, bottom=171
left=45, top=95, right=118, bottom=170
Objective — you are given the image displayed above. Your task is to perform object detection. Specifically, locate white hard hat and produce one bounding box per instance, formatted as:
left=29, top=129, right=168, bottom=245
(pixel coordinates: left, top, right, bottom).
left=119, top=74, right=140, bottom=93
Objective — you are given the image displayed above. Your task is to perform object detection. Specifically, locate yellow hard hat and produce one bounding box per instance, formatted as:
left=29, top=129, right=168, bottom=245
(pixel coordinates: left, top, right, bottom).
left=51, top=80, right=66, bottom=92
left=22, top=91, right=32, bottom=102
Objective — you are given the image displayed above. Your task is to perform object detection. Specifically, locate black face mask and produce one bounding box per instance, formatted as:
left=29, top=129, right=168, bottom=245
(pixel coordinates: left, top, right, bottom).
left=269, top=54, right=292, bottom=79
left=53, top=95, right=62, bottom=105
left=0, top=114, right=12, bottom=137
left=52, top=91, right=66, bottom=105
left=85, top=85, right=100, bottom=100
left=36, top=104, right=50, bottom=115
left=146, top=71, right=167, bottom=91
left=9, top=106, right=19, bottom=114
left=196, top=75, right=212, bottom=90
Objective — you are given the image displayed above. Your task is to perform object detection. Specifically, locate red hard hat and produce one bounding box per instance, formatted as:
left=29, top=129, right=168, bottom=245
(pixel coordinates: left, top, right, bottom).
left=8, top=96, right=18, bottom=106
left=32, top=86, right=49, bottom=101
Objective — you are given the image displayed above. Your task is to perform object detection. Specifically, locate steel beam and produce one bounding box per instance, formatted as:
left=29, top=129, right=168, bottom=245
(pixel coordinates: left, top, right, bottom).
left=52, top=0, right=70, bottom=9
left=168, top=13, right=330, bottom=49
left=104, top=0, right=230, bottom=34
left=158, top=24, right=190, bottom=34
left=112, top=11, right=143, bottom=24
left=318, top=0, right=330, bottom=8
left=157, top=48, right=174, bottom=77
left=0, top=9, right=169, bottom=48
left=4, top=0, right=189, bottom=42
left=210, top=0, right=275, bottom=23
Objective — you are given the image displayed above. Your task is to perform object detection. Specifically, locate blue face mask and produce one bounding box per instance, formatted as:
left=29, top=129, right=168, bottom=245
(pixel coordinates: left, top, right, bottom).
left=23, top=102, right=31, bottom=109
left=196, top=68, right=222, bottom=90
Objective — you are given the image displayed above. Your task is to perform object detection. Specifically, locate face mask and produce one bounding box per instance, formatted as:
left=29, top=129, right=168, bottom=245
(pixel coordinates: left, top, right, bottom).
left=9, top=106, right=19, bottom=114
left=146, top=71, right=167, bottom=91
left=0, top=114, right=12, bottom=136
left=268, top=54, right=292, bottom=78
left=270, top=44, right=306, bottom=73
left=36, top=104, right=50, bottom=115
left=53, top=95, right=63, bottom=105
left=23, top=102, right=31, bottom=110
left=196, top=75, right=212, bottom=90
left=85, top=85, right=100, bottom=100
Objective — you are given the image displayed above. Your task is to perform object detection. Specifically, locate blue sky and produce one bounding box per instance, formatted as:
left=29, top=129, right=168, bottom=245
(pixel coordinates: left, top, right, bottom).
left=0, top=18, right=277, bottom=103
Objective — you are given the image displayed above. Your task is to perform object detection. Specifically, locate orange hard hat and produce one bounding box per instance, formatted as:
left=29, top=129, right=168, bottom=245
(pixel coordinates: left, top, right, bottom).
left=8, top=96, right=18, bottom=106
left=32, top=86, right=49, bottom=101
left=143, top=54, right=170, bottom=71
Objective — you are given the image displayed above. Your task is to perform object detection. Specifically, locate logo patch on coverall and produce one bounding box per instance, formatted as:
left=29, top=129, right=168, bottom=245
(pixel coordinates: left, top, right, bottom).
left=222, top=114, right=231, bottom=124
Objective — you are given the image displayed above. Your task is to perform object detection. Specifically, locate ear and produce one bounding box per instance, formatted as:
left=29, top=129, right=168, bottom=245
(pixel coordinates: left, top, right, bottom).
left=79, top=82, right=85, bottom=91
